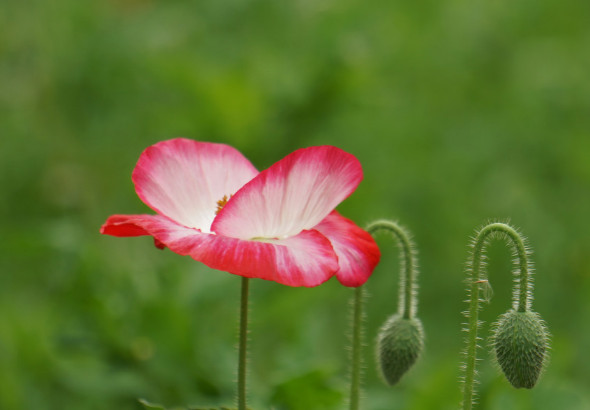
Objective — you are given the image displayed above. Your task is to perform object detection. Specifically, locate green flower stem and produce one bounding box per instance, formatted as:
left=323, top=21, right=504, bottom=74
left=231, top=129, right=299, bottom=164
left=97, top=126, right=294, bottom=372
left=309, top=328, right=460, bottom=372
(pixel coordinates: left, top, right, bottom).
left=348, top=220, right=418, bottom=408
left=238, top=277, right=250, bottom=410
left=462, top=222, right=532, bottom=410
left=349, top=286, right=365, bottom=410
left=366, top=220, right=417, bottom=319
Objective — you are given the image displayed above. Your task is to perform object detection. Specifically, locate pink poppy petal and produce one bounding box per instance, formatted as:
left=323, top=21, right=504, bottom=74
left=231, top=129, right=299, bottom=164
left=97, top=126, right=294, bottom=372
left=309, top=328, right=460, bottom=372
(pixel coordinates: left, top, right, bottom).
left=101, top=214, right=339, bottom=287
left=169, top=230, right=339, bottom=287
left=212, top=146, right=363, bottom=240
left=100, top=214, right=173, bottom=249
left=100, top=214, right=153, bottom=237
left=314, top=212, right=381, bottom=287
left=132, top=138, right=258, bottom=231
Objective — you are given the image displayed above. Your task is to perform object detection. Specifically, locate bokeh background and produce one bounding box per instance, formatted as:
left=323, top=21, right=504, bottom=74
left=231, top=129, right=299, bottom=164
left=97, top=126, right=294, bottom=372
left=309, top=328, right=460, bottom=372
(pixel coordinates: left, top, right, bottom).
left=1, top=0, right=589, bottom=409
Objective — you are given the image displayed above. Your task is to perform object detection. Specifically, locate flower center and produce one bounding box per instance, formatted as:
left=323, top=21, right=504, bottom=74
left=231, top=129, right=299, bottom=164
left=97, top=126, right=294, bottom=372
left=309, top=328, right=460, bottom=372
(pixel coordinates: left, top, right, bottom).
left=215, top=194, right=231, bottom=215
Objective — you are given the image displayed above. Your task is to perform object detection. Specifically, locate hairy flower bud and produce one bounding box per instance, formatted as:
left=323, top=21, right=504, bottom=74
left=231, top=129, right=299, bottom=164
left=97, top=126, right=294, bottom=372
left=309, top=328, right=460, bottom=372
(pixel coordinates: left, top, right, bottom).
left=377, top=314, right=424, bottom=386
left=493, top=309, right=549, bottom=389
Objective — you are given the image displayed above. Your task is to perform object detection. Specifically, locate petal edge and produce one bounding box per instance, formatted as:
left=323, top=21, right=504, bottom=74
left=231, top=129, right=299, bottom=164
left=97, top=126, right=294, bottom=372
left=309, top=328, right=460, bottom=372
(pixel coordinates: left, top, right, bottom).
left=314, top=212, right=381, bottom=287
left=132, top=138, right=258, bottom=231
left=213, top=146, right=363, bottom=240
left=101, top=214, right=340, bottom=287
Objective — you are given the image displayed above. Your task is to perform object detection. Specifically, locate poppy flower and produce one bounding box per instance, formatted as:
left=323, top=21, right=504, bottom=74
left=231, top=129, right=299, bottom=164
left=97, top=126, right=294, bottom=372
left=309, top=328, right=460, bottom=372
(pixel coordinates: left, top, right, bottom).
left=101, top=138, right=380, bottom=287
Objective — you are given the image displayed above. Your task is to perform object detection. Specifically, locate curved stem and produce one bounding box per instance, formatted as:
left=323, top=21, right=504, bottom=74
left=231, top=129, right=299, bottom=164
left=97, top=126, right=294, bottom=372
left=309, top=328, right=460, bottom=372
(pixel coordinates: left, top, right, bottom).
left=462, top=222, right=531, bottom=410
left=366, top=220, right=417, bottom=319
left=238, top=277, right=250, bottom=410
left=348, top=220, right=418, bottom=408
left=349, top=286, right=364, bottom=410
left=476, top=223, right=530, bottom=311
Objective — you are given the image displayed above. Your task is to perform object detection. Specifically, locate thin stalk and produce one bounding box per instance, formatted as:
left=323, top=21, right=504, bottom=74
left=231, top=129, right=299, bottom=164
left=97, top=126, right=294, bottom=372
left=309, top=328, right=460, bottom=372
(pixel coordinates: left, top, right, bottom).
left=349, top=286, right=364, bottom=410
left=462, top=222, right=531, bottom=410
left=238, top=277, right=250, bottom=410
left=366, top=220, right=417, bottom=319
left=348, top=220, right=418, bottom=406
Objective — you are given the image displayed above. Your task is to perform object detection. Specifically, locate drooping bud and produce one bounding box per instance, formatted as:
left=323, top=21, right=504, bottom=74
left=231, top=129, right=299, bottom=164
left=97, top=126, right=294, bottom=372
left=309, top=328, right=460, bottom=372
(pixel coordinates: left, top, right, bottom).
left=376, top=314, right=424, bottom=386
left=493, top=309, right=549, bottom=389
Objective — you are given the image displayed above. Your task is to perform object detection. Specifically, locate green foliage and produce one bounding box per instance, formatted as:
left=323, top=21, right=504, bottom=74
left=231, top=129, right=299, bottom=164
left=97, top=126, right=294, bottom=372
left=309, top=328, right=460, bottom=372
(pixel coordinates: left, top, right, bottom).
left=270, top=370, right=343, bottom=410
left=139, top=398, right=239, bottom=410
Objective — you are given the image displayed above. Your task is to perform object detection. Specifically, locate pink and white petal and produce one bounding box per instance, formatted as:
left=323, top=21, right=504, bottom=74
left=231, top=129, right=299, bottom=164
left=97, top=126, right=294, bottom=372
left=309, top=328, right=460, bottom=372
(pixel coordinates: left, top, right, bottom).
left=212, top=146, right=363, bottom=240
left=163, top=229, right=339, bottom=287
left=101, top=214, right=339, bottom=287
left=132, top=138, right=258, bottom=232
left=100, top=214, right=154, bottom=237
left=100, top=214, right=169, bottom=249
left=314, top=212, right=381, bottom=287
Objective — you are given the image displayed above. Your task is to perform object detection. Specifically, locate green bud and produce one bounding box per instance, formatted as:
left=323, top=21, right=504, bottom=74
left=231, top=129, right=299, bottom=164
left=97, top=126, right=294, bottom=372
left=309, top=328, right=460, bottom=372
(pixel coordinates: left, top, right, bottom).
left=493, top=309, right=549, bottom=389
left=376, top=314, right=424, bottom=386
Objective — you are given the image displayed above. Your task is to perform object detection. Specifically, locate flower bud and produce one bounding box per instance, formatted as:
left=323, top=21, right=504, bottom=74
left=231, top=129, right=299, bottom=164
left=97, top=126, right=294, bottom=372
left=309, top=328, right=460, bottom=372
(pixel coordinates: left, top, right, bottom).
left=493, top=309, right=549, bottom=389
left=376, top=314, right=424, bottom=386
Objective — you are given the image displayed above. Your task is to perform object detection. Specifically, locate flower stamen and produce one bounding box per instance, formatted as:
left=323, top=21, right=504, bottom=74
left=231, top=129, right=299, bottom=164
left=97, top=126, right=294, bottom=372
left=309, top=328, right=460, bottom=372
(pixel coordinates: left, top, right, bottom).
left=216, top=194, right=231, bottom=215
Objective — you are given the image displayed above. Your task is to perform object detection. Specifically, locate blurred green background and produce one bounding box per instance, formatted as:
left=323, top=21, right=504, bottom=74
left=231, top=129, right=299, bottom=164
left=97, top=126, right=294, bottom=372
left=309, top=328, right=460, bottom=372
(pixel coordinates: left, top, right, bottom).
left=1, top=0, right=589, bottom=409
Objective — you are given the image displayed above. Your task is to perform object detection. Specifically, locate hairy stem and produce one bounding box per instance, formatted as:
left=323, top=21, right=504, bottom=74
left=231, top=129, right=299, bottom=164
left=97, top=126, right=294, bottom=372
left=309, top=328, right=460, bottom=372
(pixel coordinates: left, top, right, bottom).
left=238, top=277, right=250, bottom=410
left=462, top=222, right=531, bottom=410
left=348, top=220, right=418, bottom=406
left=366, top=220, right=417, bottom=319
left=349, top=286, right=365, bottom=410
